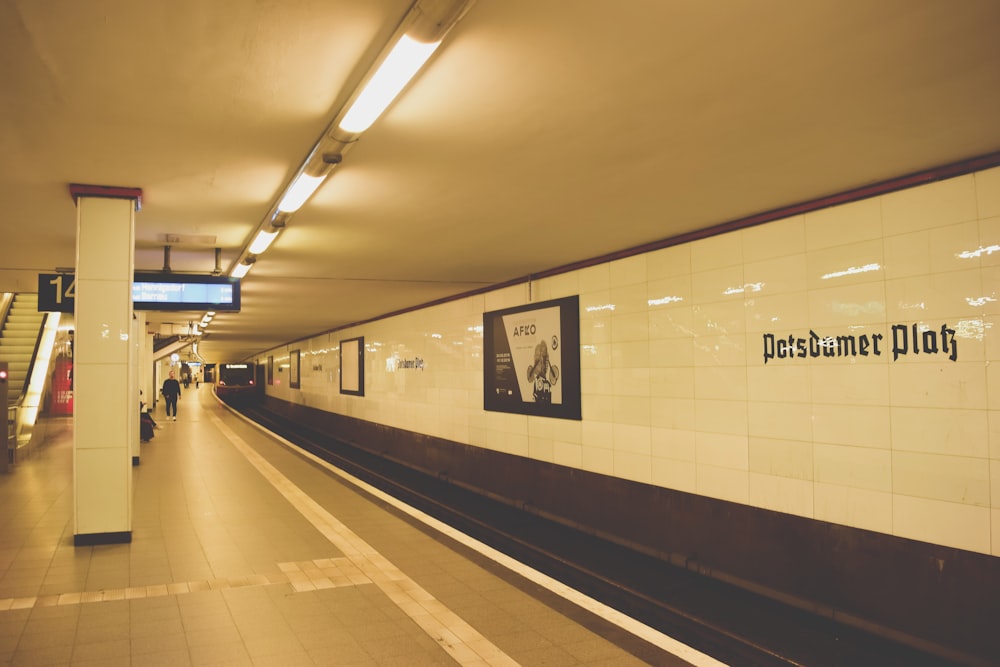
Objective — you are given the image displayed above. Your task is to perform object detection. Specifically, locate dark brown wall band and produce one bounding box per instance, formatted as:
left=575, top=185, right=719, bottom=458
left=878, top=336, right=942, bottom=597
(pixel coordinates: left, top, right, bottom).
left=262, top=396, right=999, bottom=664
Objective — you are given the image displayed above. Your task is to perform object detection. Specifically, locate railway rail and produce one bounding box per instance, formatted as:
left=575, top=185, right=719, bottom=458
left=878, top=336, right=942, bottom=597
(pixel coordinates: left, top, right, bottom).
left=227, top=397, right=965, bottom=667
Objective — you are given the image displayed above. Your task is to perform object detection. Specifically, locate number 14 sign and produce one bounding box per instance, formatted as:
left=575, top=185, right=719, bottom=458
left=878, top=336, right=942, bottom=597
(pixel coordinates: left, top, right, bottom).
left=38, top=273, right=76, bottom=313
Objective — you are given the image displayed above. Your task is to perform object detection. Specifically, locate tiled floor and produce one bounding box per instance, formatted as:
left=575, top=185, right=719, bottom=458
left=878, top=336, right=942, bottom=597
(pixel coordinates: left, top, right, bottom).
left=0, top=388, right=716, bottom=666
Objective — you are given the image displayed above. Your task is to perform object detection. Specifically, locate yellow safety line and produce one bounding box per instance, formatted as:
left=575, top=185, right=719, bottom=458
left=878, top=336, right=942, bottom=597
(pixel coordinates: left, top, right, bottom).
left=209, top=412, right=521, bottom=667
left=221, top=401, right=728, bottom=667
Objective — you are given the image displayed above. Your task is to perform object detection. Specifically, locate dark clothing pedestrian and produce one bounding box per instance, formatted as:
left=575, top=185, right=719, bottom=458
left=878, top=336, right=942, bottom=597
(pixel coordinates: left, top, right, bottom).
left=162, top=374, right=182, bottom=420
left=140, top=411, right=156, bottom=441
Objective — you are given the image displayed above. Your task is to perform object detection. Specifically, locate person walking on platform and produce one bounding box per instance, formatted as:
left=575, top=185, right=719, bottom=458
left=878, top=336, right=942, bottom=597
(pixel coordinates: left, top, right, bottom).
left=161, top=370, right=182, bottom=421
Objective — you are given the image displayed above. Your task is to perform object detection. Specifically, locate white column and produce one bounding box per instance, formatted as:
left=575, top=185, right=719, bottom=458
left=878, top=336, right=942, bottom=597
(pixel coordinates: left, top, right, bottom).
left=142, top=318, right=154, bottom=417
left=72, top=188, right=139, bottom=545
left=132, top=311, right=146, bottom=465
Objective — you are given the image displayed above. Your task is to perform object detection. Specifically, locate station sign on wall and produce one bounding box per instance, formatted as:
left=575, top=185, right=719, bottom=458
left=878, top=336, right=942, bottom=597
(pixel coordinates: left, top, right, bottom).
left=762, top=323, right=959, bottom=364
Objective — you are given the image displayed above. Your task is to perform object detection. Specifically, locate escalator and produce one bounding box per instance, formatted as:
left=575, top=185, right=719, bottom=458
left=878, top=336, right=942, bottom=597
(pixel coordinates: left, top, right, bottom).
left=0, top=292, right=58, bottom=464
left=0, top=293, right=45, bottom=406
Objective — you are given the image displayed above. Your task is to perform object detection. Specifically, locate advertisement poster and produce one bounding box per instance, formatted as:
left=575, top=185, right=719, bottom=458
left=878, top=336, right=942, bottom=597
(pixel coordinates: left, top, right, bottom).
left=340, top=336, right=364, bottom=396
left=483, top=295, right=581, bottom=420
left=289, top=350, right=300, bottom=389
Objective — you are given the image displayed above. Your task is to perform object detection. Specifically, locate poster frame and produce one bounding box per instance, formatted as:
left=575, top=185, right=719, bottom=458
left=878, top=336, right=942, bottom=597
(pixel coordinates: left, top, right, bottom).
left=483, top=295, right=581, bottom=420
left=340, top=336, right=365, bottom=396
left=289, top=349, right=300, bottom=389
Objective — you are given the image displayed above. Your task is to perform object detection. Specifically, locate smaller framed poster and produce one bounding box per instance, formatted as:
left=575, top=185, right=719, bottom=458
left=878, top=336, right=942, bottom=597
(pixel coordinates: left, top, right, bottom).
left=340, top=336, right=364, bottom=396
left=289, top=350, right=300, bottom=389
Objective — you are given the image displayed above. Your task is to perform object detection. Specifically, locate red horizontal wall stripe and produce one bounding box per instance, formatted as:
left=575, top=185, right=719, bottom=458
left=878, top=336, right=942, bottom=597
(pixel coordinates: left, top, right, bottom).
left=280, top=150, right=1000, bottom=347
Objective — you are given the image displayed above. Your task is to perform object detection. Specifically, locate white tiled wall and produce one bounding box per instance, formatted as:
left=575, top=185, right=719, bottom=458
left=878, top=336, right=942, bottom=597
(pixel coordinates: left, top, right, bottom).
left=261, top=166, right=1000, bottom=557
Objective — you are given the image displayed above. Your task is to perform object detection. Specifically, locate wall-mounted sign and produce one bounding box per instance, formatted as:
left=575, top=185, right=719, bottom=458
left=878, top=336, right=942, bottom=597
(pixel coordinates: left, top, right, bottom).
left=38, top=272, right=241, bottom=313
left=289, top=350, right=300, bottom=389
left=483, top=295, right=581, bottom=420
left=762, top=323, right=958, bottom=364
left=37, top=273, right=76, bottom=313
left=340, top=337, right=364, bottom=396
left=391, top=357, right=424, bottom=371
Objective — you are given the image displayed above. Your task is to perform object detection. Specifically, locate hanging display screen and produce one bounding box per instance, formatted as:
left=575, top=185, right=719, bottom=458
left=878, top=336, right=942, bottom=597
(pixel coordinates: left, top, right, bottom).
left=132, top=273, right=240, bottom=311
left=38, top=272, right=241, bottom=312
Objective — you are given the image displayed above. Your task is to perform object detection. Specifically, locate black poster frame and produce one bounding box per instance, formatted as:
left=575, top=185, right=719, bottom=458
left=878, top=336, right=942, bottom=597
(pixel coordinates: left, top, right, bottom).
left=340, top=336, right=365, bottom=396
left=483, top=295, right=581, bottom=420
left=289, top=350, right=300, bottom=389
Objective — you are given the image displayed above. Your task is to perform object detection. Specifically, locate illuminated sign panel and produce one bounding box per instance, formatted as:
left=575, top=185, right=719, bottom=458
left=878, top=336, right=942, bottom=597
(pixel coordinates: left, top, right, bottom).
left=132, top=274, right=240, bottom=310
left=133, top=273, right=240, bottom=311
left=38, top=273, right=241, bottom=312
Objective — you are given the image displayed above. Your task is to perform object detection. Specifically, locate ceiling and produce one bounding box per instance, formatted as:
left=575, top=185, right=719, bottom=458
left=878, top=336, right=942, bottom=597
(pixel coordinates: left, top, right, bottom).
left=2, top=0, right=999, bottom=362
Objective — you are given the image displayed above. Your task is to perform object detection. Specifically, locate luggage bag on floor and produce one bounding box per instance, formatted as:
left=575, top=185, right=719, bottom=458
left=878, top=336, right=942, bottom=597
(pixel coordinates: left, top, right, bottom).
left=140, top=414, right=155, bottom=442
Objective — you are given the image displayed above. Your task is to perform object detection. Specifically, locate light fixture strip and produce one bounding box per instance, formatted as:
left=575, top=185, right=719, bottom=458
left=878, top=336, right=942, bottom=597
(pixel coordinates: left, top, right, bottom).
left=248, top=229, right=280, bottom=254
left=229, top=0, right=474, bottom=278
left=338, top=35, right=442, bottom=134
left=277, top=173, right=328, bottom=213
left=230, top=262, right=252, bottom=279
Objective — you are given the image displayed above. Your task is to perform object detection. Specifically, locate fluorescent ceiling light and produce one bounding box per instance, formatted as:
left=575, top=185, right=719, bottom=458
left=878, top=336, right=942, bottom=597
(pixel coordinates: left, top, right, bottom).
left=231, top=262, right=252, bottom=279
left=277, top=173, right=327, bottom=213
left=248, top=229, right=279, bottom=254
left=338, top=35, right=441, bottom=134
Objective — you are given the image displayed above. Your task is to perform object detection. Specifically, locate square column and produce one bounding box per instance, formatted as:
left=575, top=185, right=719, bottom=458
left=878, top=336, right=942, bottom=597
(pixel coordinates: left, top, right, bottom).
left=71, top=186, right=141, bottom=546
left=132, top=310, right=147, bottom=466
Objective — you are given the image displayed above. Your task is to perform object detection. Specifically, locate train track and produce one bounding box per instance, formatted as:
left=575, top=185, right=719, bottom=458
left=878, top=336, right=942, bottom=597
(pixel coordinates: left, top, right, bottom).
left=232, top=399, right=965, bottom=667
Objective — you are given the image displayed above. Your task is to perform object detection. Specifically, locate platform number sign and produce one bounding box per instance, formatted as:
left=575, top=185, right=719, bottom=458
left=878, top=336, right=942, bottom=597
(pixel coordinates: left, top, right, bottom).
left=38, top=273, right=76, bottom=313
left=37, top=271, right=241, bottom=313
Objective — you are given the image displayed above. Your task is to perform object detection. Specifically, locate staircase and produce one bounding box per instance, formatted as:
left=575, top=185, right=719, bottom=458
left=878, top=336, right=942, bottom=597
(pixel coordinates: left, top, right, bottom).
left=0, top=293, right=45, bottom=406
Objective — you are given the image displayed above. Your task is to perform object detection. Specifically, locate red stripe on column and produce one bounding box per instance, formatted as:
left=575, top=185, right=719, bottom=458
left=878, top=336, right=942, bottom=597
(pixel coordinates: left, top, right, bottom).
left=69, top=183, right=143, bottom=211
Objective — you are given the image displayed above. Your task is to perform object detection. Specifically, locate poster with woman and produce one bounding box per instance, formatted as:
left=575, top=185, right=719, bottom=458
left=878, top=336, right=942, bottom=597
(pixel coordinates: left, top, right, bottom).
left=483, top=295, right=580, bottom=419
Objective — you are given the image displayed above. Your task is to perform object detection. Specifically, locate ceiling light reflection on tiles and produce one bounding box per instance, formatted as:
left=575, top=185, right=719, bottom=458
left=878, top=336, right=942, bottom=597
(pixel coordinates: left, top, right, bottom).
left=648, top=296, right=683, bottom=307
left=722, top=282, right=764, bottom=296
left=955, top=318, right=990, bottom=340
left=897, top=301, right=926, bottom=311
left=956, top=244, right=1000, bottom=259
left=831, top=301, right=885, bottom=316
left=821, top=263, right=881, bottom=280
